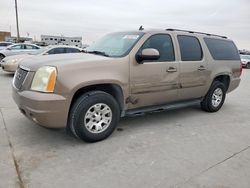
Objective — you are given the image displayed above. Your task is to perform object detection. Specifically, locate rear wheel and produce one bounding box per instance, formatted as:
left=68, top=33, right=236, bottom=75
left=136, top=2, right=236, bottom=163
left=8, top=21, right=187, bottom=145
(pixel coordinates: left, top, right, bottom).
left=68, top=91, right=120, bottom=142
left=246, top=62, right=250, bottom=69
left=201, top=81, right=226, bottom=112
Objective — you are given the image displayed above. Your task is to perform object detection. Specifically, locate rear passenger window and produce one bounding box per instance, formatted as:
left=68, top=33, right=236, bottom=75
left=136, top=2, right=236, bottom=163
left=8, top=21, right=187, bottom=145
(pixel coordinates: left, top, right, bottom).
left=204, top=38, right=240, bottom=60
left=141, top=34, right=175, bottom=62
left=66, top=48, right=80, bottom=53
left=53, top=48, right=65, bottom=54
left=48, top=48, right=65, bottom=54
left=177, top=35, right=203, bottom=61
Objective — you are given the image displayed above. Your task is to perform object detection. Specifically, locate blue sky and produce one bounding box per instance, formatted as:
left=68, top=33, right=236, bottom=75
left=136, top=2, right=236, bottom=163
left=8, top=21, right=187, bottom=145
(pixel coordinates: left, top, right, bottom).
left=0, top=0, right=249, bottom=49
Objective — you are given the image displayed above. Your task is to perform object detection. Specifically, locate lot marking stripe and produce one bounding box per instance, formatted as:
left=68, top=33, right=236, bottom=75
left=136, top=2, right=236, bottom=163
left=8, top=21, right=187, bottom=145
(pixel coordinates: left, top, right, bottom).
left=174, top=145, right=250, bottom=187
left=201, top=145, right=250, bottom=173
left=0, top=109, right=25, bottom=188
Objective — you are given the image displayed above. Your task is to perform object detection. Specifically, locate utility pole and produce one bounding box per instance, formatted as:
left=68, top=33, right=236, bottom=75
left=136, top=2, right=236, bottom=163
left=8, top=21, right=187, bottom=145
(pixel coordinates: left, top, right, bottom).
left=15, top=0, right=20, bottom=42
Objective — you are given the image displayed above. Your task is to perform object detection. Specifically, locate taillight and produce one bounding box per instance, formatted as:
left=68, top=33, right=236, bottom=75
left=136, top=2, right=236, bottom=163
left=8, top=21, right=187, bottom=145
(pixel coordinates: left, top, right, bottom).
left=240, top=61, right=243, bottom=76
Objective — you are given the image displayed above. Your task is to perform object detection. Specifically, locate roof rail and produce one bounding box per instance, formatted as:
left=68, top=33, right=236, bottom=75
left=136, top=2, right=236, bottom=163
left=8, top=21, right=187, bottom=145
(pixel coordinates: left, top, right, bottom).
left=166, top=28, right=227, bottom=39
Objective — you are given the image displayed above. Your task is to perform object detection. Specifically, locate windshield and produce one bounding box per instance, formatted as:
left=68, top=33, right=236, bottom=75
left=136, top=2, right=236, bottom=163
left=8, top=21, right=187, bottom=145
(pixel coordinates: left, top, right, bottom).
left=240, top=55, right=250, bottom=60
left=29, top=46, right=51, bottom=55
left=85, top=32, right=144, bottom=57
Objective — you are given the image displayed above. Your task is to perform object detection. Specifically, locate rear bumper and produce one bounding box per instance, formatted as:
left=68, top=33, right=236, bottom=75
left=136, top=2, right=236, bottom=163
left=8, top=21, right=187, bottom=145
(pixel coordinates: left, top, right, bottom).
left=12, top=87, right=70, bottom=128
left=227, top=77, right=241, bottom=93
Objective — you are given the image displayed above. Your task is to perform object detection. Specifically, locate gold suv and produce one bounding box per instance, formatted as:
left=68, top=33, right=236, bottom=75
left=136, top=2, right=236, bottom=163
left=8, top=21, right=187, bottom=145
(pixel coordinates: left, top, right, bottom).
left=12, top=28, right=242, bottom=142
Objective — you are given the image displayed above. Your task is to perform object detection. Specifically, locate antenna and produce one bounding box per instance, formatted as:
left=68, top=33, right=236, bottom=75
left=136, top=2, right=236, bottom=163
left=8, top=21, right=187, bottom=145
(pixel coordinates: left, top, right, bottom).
left=139, top=25, right=144, bottom=31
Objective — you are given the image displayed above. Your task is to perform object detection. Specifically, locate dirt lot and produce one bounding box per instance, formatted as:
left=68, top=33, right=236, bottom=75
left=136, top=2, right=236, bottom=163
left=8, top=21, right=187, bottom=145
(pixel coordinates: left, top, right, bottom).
left=0, top=69, right=250, bottom=188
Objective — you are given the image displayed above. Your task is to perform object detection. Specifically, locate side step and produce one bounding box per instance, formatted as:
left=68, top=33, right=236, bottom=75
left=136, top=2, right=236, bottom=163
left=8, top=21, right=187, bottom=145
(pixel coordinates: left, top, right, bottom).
left=124, top=99, right=201, bottom=117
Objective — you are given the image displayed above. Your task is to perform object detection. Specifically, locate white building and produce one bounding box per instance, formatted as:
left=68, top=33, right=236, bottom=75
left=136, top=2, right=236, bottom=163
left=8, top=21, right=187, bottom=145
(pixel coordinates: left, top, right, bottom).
left=41, top=35, right=82, bottom=47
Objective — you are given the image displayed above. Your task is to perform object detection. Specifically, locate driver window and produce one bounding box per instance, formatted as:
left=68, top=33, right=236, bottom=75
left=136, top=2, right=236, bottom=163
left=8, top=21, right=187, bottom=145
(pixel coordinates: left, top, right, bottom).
left=140, top=34, right=175, bottom=62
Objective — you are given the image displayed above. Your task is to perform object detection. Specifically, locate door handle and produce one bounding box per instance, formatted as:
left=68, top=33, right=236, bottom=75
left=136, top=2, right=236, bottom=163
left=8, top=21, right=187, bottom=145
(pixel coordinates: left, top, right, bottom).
left=197, top=65, right=206, bottom=71
left=167, top=67, right=177, bottom=73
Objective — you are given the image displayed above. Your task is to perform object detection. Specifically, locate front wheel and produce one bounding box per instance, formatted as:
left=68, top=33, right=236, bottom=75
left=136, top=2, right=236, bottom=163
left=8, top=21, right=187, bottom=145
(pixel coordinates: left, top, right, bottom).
left=0, top=54, right=5, bottom=61
left=68, top=91, right=120, bottom=142
left=246, top=63, right=250, bottom=69
left=201, top=81, right=226, bottom=112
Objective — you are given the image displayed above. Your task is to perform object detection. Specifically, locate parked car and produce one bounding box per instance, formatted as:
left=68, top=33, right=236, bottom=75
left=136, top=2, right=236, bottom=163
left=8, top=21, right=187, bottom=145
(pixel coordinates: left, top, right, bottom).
left=1, top=45, right=83, bottom=72
left=0, top=42, right=12, bottom=50
left=240, top=54, right=250, bottom=68
left=0, top=43, right=40, bottom=61
left=12, top=29, right=241, bottom=142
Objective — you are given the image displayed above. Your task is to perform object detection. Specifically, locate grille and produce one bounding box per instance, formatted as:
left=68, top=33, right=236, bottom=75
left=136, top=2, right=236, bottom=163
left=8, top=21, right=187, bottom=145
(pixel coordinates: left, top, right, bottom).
left=13, top=67, right=28, bottom=90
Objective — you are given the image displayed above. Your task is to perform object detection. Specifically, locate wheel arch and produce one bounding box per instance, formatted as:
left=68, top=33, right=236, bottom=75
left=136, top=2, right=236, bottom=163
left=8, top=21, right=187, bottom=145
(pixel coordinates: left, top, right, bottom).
left=0, top=53, right=5, bottom=58
left=212, top=74, right=231, bottom=91
left=69, top=83, right=125, bottom=114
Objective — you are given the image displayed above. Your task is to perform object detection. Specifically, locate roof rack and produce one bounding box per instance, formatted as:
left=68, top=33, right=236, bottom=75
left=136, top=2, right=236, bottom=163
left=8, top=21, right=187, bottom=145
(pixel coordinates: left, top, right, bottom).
left=166, top=28, right=227, bottom=39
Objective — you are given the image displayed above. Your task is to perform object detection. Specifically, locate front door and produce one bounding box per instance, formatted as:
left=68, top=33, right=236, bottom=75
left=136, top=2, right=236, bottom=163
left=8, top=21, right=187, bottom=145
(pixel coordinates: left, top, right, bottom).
left=129, top=34, right=179, bottom=109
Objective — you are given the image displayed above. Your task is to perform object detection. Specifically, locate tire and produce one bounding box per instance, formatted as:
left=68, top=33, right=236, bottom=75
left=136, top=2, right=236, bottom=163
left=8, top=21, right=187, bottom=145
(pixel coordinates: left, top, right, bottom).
left=68, top=91, right=120, bottom=142
left=246, top=63, right=250, bottom=69
left=0, top=54, right=5, bottom=61
left=201, top=81, right=226, bottom=112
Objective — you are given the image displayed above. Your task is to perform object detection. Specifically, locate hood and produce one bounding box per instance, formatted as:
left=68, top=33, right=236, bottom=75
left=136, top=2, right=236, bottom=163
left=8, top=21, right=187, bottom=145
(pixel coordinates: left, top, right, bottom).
left=19, top=53, right=112, bottom=71
left=3, top=54, right=33, bottom=62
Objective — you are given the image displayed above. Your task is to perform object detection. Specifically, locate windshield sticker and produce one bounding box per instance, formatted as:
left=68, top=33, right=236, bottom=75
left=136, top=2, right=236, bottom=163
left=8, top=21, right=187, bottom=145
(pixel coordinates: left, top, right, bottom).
left=123, top=35, right=140, bottom=40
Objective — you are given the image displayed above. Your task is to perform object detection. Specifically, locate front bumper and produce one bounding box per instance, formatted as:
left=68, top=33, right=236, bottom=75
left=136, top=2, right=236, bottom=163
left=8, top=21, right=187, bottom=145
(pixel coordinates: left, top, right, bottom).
left=1, top=63, right=17, bottom=72
left=12, top=87, right=70, bottom=128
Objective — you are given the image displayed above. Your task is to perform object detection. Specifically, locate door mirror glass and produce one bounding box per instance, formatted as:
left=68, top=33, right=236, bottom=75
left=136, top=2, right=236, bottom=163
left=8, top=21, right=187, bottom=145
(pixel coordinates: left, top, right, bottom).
left=136, top=48, right=160, bottom=63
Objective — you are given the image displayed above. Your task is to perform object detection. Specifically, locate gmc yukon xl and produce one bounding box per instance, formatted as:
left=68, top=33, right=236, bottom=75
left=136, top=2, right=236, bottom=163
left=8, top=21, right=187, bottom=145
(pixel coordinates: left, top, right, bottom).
left=12, top=28, right=242, bottom=142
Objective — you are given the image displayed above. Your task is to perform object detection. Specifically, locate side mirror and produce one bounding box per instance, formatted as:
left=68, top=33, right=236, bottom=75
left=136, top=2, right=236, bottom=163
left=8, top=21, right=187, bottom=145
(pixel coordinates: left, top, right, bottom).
left=136, top=48, right=160, bottom=64
left=43, top=52, right=49, bottom=55
left=6, top=47, right=11, bottom=50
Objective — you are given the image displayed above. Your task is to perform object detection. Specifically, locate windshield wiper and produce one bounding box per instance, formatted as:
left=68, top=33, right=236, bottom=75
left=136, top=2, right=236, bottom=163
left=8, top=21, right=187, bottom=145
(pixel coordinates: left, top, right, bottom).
left=86, top=50, right=110, bottom=57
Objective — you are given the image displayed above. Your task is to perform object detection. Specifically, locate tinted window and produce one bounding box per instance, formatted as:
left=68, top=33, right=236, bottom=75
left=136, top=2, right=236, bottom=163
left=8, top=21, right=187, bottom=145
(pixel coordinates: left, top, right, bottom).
left=0, top=43, right=11, bottom=47
left=140, top=34, right=175, bottom=62
left=48, top=48, right=65, bottom=54
left=204, top=38, right=240, bottom=60
left=177, top=35, right=203, bottom=61
left=66, top=48, right=80, bottom=53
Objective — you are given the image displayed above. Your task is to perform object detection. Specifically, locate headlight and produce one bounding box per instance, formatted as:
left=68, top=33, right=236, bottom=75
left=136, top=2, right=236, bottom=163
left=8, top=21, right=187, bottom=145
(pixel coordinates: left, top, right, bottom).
left=7, top=58, right=20, bottom=64
left=31, top=66, right=57, bottom=93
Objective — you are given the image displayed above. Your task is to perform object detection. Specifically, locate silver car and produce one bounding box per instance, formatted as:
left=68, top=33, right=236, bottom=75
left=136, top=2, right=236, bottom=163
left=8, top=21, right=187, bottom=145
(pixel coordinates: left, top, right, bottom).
left=0, top=43, right=41, bottom=61
left=0, top=42, right=12, bottom=50
left=240, top=54, right=250, bottom=68
left=1, top=45, right=83, bottom=72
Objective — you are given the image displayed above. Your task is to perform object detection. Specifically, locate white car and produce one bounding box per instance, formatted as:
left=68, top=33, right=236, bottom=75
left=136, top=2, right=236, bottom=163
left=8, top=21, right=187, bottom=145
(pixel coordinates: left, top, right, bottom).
left=0, top=42, right=12, bottom=50
left=1, top=45, right=83, bottom=72
left=240, top=54, right=250, bottom=68
left=0, top=43, right=41, bottom=61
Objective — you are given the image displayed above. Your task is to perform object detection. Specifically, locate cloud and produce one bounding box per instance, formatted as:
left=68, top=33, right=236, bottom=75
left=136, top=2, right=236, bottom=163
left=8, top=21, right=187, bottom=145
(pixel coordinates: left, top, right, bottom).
left=0, top=0, right=249, bottom=49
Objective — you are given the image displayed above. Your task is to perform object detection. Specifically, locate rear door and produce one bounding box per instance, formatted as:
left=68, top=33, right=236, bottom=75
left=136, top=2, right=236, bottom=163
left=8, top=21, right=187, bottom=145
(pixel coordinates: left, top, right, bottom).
left=129, top=33, right=179, bottom=109
left=175, top=35, right=209, bottom=100
left=24, top=44, right=39, bottom=53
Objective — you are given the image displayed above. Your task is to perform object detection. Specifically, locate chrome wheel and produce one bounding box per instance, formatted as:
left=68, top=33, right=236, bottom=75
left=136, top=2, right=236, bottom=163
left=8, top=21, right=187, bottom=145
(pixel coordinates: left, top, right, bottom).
left=212, top=88, right=223, bottom=108
left=84, top=103, right=112, bottom=134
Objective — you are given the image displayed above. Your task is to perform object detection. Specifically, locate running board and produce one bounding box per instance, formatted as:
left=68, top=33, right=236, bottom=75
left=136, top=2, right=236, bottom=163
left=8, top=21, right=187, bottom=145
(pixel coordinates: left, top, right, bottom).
left=124, top=99, right=201, bottom=117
